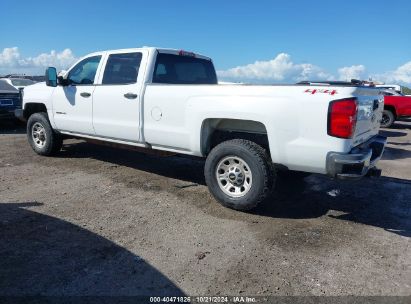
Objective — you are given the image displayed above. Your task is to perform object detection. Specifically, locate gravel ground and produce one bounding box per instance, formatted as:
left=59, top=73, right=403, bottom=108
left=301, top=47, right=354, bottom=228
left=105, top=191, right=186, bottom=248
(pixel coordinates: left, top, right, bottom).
left=0, top=119, right=410, bottom=296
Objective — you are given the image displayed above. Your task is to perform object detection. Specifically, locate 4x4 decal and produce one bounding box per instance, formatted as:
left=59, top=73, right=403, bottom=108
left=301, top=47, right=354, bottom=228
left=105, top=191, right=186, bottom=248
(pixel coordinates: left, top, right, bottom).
left=304, top=88, right=338, bottom=95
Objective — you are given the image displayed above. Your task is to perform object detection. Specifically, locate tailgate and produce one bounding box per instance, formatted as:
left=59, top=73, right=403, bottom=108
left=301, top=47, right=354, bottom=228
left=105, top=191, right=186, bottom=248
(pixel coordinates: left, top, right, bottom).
left=352, top=89, right=384, bottom=147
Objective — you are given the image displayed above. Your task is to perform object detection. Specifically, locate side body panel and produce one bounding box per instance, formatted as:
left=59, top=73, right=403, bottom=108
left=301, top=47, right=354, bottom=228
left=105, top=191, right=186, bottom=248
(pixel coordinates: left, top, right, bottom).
left=142, top=84, right=364, bottom=174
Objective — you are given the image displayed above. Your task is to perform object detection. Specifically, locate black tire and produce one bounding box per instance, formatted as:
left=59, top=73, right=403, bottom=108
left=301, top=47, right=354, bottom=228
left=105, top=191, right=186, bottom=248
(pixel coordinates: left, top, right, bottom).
left=381, top=110, right=395, bottom=128
left=27, top=112, right=62, bottom=156
left=204, top=139, right=275, bottom=211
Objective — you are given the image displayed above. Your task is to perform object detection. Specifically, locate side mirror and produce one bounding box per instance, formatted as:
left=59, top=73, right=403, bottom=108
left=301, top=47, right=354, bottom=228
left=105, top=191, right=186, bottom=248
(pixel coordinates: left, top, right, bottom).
left=45, top=67, right=57, bottom=87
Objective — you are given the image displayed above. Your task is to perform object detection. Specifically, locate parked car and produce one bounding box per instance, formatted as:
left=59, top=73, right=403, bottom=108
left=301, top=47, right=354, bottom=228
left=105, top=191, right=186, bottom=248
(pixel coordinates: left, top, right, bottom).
left=0, top=78, right=35, bottom=90
left=380, top=89, right=411, bottom=128
left=16, top=47, right=386, bottom=210
left=0, top=80, right=22, bottom=120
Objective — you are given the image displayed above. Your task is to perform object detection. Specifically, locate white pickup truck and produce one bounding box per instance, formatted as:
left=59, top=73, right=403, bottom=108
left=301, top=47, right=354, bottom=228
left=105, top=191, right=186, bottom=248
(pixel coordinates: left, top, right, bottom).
left=16, top=47, right=386, bottom=210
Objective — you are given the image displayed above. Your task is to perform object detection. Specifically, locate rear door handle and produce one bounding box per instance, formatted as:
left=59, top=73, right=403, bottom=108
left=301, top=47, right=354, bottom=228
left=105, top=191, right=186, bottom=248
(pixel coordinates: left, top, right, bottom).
left=124, top=93, right=138, bottom=99
left=80, top=92, right=91, bottom=98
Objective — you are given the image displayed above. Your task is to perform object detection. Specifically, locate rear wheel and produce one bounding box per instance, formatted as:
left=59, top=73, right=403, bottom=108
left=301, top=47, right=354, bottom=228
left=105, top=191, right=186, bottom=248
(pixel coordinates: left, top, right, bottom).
left=27, top=112, right=62, bottom=156
left=381, top=110, right=395, bottom=128
left=204, top=139, right=275, bottom=210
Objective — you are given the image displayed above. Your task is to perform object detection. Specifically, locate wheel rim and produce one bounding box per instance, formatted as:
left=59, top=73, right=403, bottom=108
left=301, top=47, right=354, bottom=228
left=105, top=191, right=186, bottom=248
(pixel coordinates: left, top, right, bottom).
left=31, top=122, right=47, bottom=148
left=381, top=113, right=390, bottom=126
left=216, top=156, right=253, bottom=198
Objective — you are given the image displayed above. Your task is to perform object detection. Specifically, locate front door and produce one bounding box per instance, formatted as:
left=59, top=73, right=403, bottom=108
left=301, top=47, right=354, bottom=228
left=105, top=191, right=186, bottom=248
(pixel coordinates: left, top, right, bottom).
left=52, top=55, right=102, bottom=134
left=92, top=51, right=146, bottom=142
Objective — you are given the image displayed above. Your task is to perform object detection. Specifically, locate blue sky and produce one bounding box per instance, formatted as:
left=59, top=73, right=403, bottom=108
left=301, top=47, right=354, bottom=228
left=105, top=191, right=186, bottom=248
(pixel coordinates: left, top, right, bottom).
left=1, top=0, right=411, bottom=84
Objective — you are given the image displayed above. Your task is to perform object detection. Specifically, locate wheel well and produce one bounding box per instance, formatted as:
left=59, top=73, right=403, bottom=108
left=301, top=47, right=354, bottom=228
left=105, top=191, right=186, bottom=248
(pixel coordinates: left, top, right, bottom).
left=24, top=103, right=48, bottom=119
left=384, top=105, right=397, bottom=118
left=201, top=119, right=269, bottom=156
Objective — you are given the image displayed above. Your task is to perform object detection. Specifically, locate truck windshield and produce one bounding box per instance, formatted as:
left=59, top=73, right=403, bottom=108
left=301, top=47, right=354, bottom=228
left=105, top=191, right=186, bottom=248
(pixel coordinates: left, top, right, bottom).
left=153, top=53, right=217, bottom=85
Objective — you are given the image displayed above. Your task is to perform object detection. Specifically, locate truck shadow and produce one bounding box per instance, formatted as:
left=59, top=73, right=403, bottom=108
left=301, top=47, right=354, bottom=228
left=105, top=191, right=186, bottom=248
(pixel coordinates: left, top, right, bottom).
left=387, top=121, right=411, bottom=131
left=379, top=129, right=407, bottom=138
left=254, top=174, right=411, bottom=238
left=58, top=142, right=411, bottom=238
left=59, top=141, right=207, bottom=186
left=381, top=146, right=411, bottom=160
left=0, top=202, right=184, bottom=296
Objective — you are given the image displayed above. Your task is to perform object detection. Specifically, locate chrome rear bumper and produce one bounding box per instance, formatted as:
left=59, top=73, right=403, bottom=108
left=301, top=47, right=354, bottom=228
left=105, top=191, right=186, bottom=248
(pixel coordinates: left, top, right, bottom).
left=326, top=135, right=387, bottom=180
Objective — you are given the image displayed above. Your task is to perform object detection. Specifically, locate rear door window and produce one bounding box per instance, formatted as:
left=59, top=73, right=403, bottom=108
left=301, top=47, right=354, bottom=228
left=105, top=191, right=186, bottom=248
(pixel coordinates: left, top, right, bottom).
left=102, top=52, right=142, bottom=85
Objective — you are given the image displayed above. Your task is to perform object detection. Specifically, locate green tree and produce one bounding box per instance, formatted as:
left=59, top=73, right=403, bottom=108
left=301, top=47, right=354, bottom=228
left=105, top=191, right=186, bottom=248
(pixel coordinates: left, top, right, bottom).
left=402, top=86, right=411, bottom=95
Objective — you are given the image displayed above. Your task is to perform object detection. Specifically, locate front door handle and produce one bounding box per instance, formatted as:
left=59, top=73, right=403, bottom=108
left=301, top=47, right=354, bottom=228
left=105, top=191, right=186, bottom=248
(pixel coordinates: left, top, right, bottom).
left=124, top=93, right=138, bottom=99
left=80, top=92, right=91, bottom=98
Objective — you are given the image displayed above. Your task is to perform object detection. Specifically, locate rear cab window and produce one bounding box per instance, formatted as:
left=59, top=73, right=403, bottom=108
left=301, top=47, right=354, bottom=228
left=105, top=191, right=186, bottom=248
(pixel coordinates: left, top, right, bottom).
left=152, top=53, right=217, bottom=85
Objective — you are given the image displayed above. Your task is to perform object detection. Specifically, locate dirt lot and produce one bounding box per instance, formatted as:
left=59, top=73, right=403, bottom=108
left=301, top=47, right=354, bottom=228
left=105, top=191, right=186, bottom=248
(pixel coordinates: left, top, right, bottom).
left=0, top=120, right=410, bottom=296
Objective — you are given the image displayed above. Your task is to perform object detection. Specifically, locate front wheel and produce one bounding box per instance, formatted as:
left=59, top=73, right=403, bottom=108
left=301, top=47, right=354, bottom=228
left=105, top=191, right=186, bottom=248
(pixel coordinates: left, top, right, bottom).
left=204, top=139, right=275, bottom=211
left=27, top=112, right=62, bottom=156
left=381, top=110, right=395, bottom=128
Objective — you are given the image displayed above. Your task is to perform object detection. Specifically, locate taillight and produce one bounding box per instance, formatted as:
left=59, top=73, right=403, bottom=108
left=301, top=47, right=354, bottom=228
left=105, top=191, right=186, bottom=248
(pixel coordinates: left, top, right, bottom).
left=327, top=98, right=357, bottom=139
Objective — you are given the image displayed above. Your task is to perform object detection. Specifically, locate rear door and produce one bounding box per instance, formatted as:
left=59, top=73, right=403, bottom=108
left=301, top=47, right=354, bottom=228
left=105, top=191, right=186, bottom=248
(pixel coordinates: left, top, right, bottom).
left=92, top=50, right=148, bottom=142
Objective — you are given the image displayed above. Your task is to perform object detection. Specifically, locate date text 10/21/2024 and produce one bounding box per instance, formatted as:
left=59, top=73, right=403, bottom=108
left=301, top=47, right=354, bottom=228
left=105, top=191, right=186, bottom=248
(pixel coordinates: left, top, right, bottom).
left=149, top=296, right=257, bottom=303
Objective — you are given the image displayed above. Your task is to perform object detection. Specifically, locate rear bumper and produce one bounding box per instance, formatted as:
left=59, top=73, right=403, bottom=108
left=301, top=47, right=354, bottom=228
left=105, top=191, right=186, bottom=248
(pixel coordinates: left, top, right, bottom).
left=326, top=135, right=387, bottom=180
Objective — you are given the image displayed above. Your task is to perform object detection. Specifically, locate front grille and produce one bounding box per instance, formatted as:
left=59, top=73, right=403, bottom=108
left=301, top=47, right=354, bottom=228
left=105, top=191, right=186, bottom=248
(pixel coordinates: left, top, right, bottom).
left=0, top=93, right=21, bottom=108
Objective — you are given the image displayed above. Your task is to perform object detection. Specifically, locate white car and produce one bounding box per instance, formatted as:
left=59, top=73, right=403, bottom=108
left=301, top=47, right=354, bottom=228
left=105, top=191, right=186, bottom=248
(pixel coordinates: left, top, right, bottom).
left=16, top=47, right=386, bottom=210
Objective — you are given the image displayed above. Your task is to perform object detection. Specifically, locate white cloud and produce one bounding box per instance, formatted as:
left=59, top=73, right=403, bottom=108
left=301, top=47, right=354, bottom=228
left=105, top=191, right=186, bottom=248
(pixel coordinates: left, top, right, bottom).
left=217, top=53, right=331, bottom=83
left=0, top=47, right=21, bottom=67
left=338, top=65, right=366, bottom=81
left=218, top=54, right=411, bottom=86
left=372, top=61, right=411, bottom=84
left=2, top=47, right=411, bottom=86
left=22, top=49, right=77, bottom=69
left=0, top=47, right=77, bottom=75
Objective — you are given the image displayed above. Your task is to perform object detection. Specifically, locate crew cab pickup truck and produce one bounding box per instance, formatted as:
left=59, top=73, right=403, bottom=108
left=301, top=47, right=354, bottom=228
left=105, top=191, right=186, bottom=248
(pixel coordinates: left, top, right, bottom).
left=380, top=89, right=411, bottom=128
left=16, top=47, right=387, bottom=210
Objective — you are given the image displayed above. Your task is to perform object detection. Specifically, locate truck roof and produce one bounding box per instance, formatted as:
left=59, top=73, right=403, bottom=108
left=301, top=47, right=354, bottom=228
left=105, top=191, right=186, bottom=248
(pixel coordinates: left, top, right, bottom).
left=87, top=47, right=212, bottom=61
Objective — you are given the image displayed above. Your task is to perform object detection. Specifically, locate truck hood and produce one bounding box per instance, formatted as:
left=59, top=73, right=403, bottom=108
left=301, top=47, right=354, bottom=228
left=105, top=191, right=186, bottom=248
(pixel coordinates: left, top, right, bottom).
left=24, top=81, right=47, bottom=91
left=23, top=82, right=55, bottom=103
left=0, top=80, right=19, bottom=94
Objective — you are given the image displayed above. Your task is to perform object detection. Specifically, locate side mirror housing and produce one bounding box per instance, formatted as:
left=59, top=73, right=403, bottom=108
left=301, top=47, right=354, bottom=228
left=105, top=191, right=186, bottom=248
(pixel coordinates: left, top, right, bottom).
left=57, top=75, right=68, bottom=86
left=45, top=67, right=57, bottom=87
